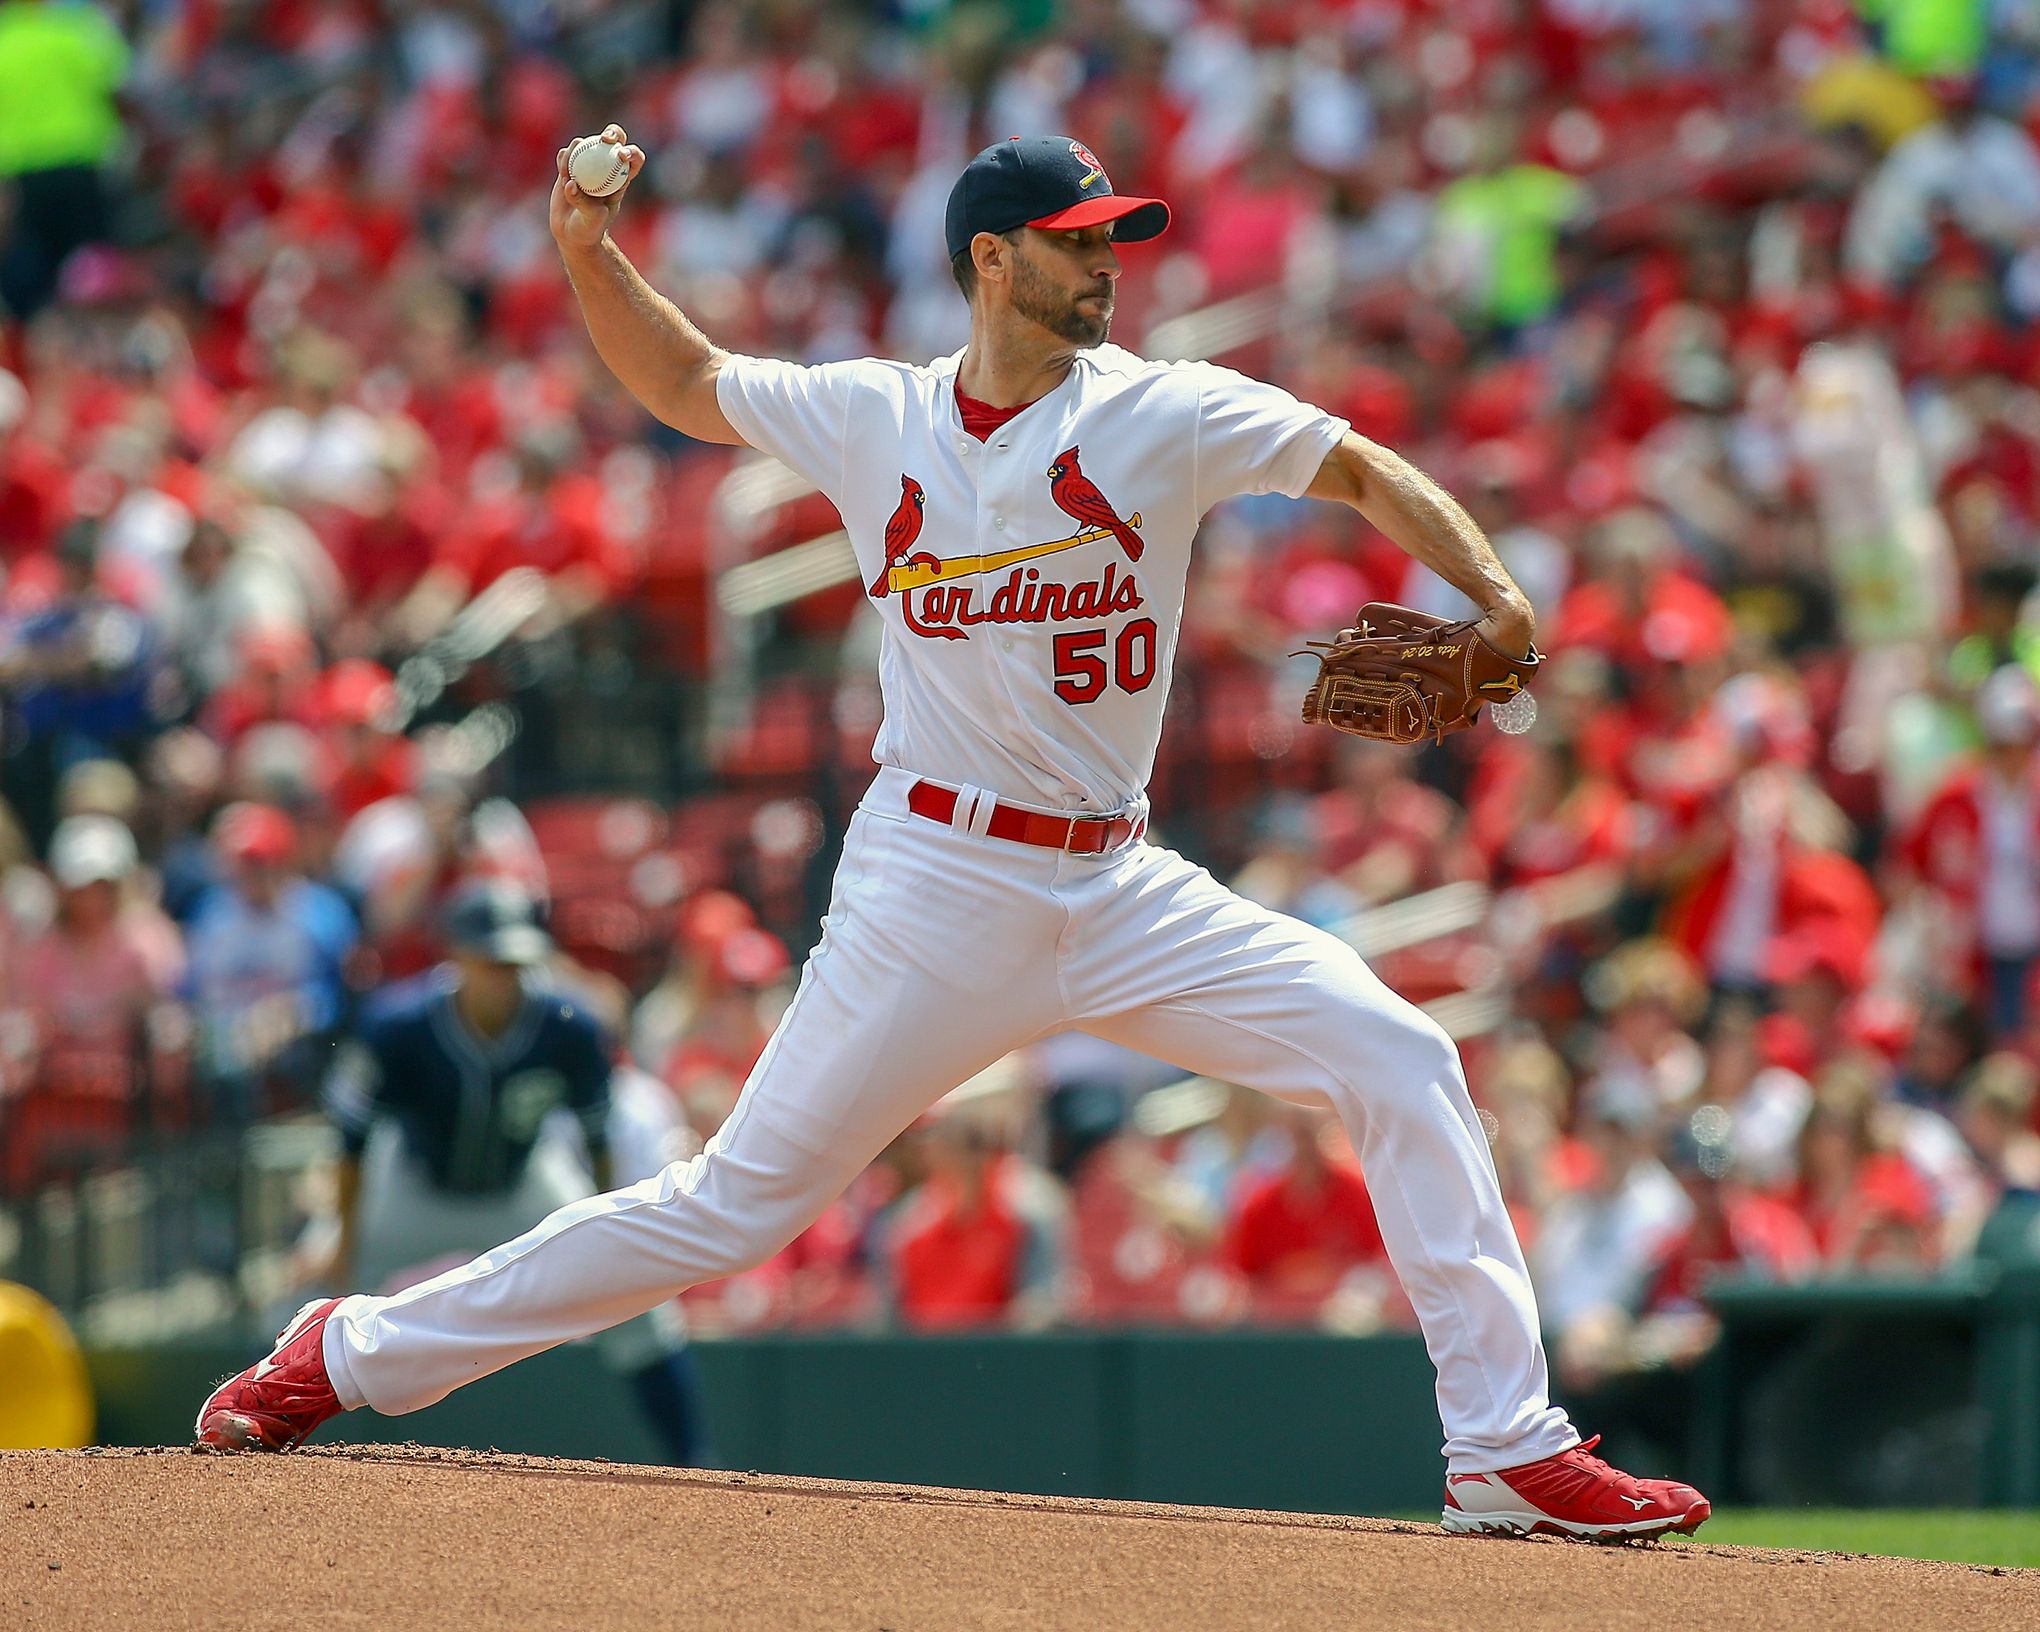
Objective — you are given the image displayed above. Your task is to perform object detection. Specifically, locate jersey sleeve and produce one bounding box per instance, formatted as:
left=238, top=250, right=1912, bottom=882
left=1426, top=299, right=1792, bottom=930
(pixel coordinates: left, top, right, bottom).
left=714, top=355, right=872, bottom=498
left=558, top=1008, right=615, bottom=1164
left=1189, top=361, right=1351, bottom=515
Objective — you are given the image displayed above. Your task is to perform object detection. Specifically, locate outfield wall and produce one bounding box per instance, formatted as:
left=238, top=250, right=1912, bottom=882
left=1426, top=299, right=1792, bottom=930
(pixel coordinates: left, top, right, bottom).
left=94, top=1331, right=1449, bottom=1512
left=85, top=1276, right=2040, bottom=1510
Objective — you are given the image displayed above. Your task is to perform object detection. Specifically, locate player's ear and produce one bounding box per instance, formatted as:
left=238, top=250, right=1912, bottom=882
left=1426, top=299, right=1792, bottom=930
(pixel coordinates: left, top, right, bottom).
left=972, top=230, right=1012, bottom=291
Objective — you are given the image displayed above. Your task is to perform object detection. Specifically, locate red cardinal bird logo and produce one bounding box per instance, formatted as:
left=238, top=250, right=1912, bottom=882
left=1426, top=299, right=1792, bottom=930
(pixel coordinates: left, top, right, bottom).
left=1069, top=140, right=1107, bottom=188
left=869, top=474, right=932, bottom=598
left=1046, top=447, right=1142, bottom=562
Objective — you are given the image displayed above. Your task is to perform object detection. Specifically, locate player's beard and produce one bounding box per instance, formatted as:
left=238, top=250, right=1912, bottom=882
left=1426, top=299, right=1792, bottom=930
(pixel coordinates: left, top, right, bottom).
left=1010, top=251, right=1111, bottom=347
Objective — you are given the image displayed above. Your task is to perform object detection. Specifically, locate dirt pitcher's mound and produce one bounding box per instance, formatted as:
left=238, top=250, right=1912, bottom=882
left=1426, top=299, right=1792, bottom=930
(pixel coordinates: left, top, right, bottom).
left=3, top=1447, right=2034, bottom=1631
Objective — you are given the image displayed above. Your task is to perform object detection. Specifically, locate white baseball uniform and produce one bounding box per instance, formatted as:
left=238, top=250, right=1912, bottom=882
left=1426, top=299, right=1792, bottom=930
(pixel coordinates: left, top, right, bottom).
left=319, top=343, right=1578, bottom=1473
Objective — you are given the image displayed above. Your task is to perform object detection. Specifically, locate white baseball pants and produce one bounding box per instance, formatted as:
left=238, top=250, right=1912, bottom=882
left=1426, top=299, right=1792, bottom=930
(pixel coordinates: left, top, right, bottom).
left=350, top=1126, right=686, bottom=1373
left=324, top=767, right=1577, bottom=1473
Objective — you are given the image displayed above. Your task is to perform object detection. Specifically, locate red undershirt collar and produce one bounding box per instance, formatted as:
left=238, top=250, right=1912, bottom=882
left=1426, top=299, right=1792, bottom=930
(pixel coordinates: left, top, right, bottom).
left=954, top=378, right=1041, bottom=442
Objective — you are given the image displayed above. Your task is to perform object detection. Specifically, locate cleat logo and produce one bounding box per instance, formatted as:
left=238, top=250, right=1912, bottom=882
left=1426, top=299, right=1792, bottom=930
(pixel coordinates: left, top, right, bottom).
left=1618, top=1496, right=1652, bottom=1511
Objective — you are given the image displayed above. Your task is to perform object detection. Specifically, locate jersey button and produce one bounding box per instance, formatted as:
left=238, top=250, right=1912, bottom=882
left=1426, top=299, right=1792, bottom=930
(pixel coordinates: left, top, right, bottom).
left=994, top=516, right=1007, bottom=531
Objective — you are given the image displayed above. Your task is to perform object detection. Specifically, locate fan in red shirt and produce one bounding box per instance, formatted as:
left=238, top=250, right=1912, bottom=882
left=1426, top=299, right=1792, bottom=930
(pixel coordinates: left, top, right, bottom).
left=1893, top=665, right=2040, bottom=1036
left=1467, top=734, right=1635, bottom=1016
left=1644, top=1106, right=1818, bottom=1318
left=630, top=891, right=793, bottom=1137
left=319, top=473, right=445, bottom=630
left=0, top=413, right=69, bottom=559
left=397, top=431, right=635, bottom=646
left=1785, top=1065, right=1942, bottom=1270
left=885, top=1076, right=1065, bottom=1331
left=1652, top=675, right=1880, bottom=998
left=316, top=660, right=418, bottom=822
left=1225, top=1106, right=1394, bottom=1324
left=1310, top=736, right=1483, bottom=902
left=1554, top=507, right=1734, bottom=680
left=201, top=623, right=321, bottom=748
left=890, top=1146, right=1030, bottom=1329
left=656, top=918, right=792, bottom=1138
left=1471, top=735, right=1633, bottom=894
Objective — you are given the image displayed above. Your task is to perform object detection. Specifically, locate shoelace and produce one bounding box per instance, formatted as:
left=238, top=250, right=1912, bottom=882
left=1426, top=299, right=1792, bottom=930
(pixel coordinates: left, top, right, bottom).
left=242, top=1372, right=330, bottom=1411
left=232, top=1340, right=335, bottom=1417
left=1545, top=1435, right=1654, bottom=1503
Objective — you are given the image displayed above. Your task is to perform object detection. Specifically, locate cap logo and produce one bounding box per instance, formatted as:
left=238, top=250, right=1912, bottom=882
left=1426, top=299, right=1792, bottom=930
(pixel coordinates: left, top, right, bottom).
left=1069, top=140, right=1107, bottom=190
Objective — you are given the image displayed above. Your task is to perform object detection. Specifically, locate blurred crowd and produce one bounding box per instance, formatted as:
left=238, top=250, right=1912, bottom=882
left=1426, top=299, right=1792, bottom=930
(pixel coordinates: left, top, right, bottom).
left=5, top=0, right=2040, bottom=1396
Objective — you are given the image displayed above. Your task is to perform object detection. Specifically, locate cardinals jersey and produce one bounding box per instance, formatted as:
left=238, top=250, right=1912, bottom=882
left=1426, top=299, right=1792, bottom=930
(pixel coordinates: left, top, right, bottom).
left=717, top=344, right=1348, bottom=812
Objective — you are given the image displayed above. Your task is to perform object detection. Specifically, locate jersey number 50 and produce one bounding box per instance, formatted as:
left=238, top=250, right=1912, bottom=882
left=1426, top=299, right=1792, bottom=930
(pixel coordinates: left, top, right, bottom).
left=1053, top=618, right=1158, bottom=705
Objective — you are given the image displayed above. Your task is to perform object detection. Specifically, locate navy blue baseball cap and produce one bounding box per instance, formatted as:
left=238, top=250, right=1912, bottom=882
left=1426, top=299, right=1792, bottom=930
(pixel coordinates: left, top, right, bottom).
left=445, top=881, right=551, bottom=965
left=945, top=136, right=1170, bottom=261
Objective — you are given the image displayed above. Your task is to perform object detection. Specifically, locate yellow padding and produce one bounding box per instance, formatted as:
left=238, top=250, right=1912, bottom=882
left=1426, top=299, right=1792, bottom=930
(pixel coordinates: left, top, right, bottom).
left=0, top=1281, right=94, bottom=1449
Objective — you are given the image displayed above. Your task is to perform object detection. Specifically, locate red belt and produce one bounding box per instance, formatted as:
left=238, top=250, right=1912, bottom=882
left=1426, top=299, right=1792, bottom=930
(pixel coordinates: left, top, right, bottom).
left=906, top=780, right=1145, bottom=855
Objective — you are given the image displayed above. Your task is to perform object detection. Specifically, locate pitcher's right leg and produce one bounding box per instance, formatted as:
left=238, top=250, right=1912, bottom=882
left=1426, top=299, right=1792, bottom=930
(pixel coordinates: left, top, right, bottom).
left=326, top=1115, right=892, bottom=1413
left=320, top=807, right=1065, bottom=1418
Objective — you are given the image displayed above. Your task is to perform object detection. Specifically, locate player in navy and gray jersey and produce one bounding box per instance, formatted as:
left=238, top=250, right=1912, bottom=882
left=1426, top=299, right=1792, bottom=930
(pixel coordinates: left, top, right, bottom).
left=326, top=958, right=613, bottom=1199
left=323, top=881, right=705, bottom=1463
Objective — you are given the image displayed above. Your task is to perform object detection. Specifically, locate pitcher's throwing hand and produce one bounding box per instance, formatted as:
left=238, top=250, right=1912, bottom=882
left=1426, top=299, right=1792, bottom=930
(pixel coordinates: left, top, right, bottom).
left=551, top=124, right=644, bottom=249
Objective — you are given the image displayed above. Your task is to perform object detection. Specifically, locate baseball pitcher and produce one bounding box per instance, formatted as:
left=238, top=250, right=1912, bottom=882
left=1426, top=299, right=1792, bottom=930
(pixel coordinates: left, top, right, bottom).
left=198, top=130, right=1708, bottom=1541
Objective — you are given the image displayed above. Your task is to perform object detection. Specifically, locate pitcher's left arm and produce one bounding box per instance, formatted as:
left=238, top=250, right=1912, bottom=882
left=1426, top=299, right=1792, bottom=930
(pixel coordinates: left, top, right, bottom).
left=1305, top=432, right=1535, bottom=659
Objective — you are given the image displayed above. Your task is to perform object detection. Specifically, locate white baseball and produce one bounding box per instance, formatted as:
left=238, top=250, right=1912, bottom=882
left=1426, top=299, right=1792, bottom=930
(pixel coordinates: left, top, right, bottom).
left=1488, top=689, right=1538, bottom=735
left=568, top=135, right=630, bottom=198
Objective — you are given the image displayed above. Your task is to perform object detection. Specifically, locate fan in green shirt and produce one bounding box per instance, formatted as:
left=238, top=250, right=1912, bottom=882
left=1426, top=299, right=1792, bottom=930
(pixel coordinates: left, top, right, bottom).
left=0, top=0, right=129, bottom=179
left=1435, top=163, right=1587, bottom=329
left=1856, top=0, right=1988, bottom=79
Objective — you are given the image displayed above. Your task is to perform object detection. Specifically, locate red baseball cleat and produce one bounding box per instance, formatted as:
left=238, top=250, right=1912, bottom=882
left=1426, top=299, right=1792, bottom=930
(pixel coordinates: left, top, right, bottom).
left=1440, top=1435, right=1710, bottom=1542
left=194, top=1297, right=346, bottom=1452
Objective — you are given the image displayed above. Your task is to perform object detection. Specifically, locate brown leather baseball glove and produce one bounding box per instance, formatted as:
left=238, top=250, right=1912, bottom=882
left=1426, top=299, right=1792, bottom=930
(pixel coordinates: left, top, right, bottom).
left=1298, top=602, right=1541, bottom=746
